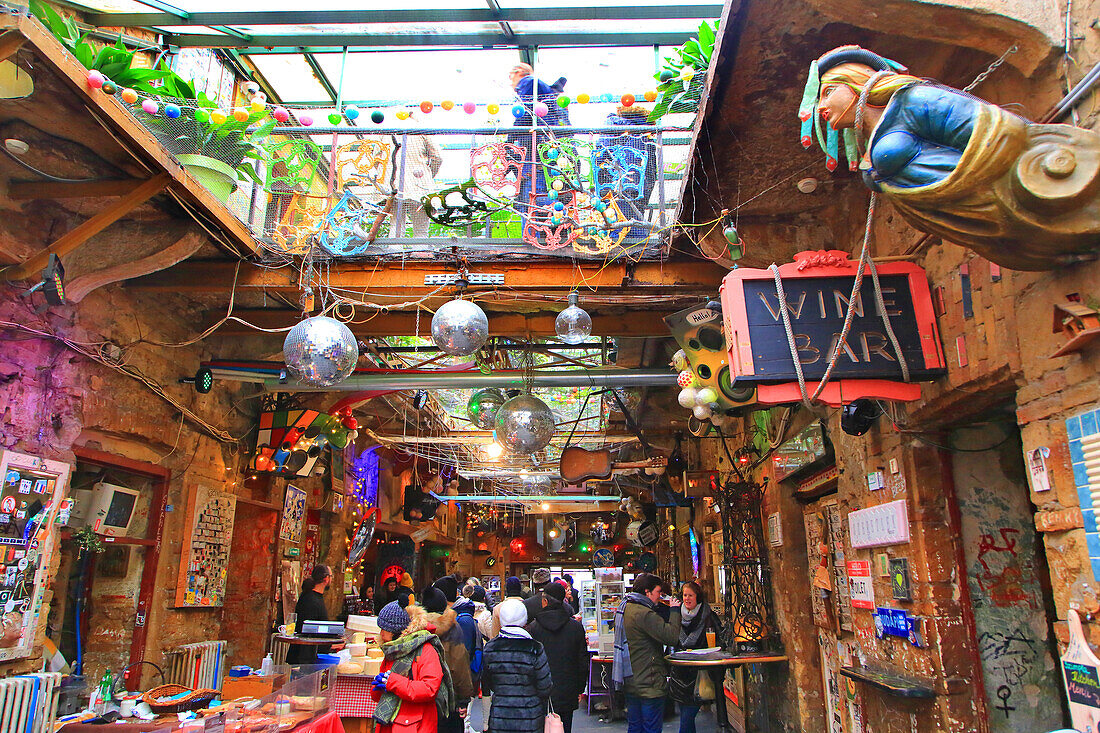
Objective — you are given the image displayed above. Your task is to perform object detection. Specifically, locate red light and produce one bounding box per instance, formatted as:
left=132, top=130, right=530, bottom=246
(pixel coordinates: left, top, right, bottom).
left=738, top=455, right=750, bottom=465
left=510, top=538, right=525, bottom=553
left=613, top=544, right=622, bottom=552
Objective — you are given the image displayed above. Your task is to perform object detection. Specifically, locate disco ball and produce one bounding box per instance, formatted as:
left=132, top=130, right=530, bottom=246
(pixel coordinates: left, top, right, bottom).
left=283, top=316, right=359, bottom=386
left=494, top=393, right=555, bottom=454
left=468, top=388, right=506, bottom=429
left=555, top=293, right=592, bottom=345
left=431, top=298, right=489, bottom=356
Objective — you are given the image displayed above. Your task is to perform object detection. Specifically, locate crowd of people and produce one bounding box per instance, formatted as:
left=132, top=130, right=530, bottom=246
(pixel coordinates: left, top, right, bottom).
left=335, top=570, right=723, bottom=733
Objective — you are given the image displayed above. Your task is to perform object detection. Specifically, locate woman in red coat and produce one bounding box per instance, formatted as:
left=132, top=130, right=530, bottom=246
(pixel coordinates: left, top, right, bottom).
left=372, top=601, right=456, bottom=733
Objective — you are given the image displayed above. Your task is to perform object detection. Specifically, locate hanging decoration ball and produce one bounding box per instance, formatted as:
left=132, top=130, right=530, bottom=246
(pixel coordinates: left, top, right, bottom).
left=604, top=210, right=618, bottom=223
left=396, top=110, right=410, bottom=120
left=546, top=148, right=560, bottom=161
left=594, top=200, right=608, bottom=212
left=343, top=416, right=359, bottom=430
left=693, top=404, right=712, bottom=419
left=659, top=69, right=676, bottom=82
left=555, top=292, right=592, bottom=345
left=677, top=370, right=697, bottom=388
left=552, top=201, right=565, bottom=212
left=441, top=100, right=455, bottom=111
left=577, top=93, right=590, bottom=104
left=462, top=101, right=476, bottom=114
left=431, top=298, right=489, bottom=356
left=100, top=80, right=118, bottom=95
left=298, top=113, right=313, bottom=126
left=677, top=387, right=698, bottom=409
left=328, top=112, right=342, bottom=125
left=164, top=103, right=181, bottom=119
left=556, top=95, right=570, bottom=108
left=511, top=104, right=525, bottom=119
left=695, top=386, right=719, bottom=405
left=344, top=104, right=360, bottom=120
left=547, top=189, right=559, bottom=201
left=252, top=92, right=267, bottom=105
left=141, top=99, right=159, bottom=115
left=420, top=101, right=434, bottom=113
left=86, top=71, right=106, bottom=89
left=282, top=316, right=359, bottom=387
left=273, top=106, right=290, bottom=123
left=550, top=215, right=563, bottom=226
left=250, top=98, right=266, bottom=113
left=211, top=109, right=227, bottom=124
left=533, top=101, right=549, bottom=118
left=229, top=107, right=247, bottom=122
left=487, top=103, right=500, bottom=115
left=368, top=110, right=383, bottom=124
left=120, top=88, right=138, bottom=104
left=671, top=349, right=689, bottom=371
left=644, top=90, right=658, bottom=102
left=194, top=109, right=210, bottom=123
left=551, top=178, right=565, bottom=191
left=620, top=93, right=635, bottom=107
left=494, top=394, right=556, bottom=455
left=467, top=388, right=506, bottom=430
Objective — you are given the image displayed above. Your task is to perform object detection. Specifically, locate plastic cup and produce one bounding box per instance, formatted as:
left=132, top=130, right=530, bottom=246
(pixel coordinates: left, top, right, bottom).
left=706, top=631, right=717, bottom=647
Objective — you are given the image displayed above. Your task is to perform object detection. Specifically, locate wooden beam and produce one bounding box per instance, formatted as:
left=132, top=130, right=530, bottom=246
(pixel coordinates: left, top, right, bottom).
left=203, top=308, right=677, bottom=338
left=2, top=174, right=170, bottom=281
left=0, top=13, right=259, bottom=257
left=66, top=227, right=205, bottom=302
left=129, top=259, right=727, bottom=294
left=0, top=31, right=25, bottom=63
left=7, top=178, right=147, bottom=200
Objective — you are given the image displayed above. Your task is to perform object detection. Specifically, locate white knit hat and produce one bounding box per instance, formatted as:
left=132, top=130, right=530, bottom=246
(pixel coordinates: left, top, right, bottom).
left=497, top=598, right=528, bottom=628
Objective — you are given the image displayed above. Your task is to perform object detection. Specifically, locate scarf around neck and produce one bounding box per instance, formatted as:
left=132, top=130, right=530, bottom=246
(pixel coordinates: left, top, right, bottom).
left=679, top=603, right=710, bottom=648
left=612, top=593, right=657, bottom=689
left=373, top=630, right=455, bottom=725
left=498, top=625, right=532, bottom=639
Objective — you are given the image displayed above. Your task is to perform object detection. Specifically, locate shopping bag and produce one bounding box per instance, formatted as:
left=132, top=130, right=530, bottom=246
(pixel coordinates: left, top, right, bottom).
left=545, top=699, right=564, bottom=733
left=695, top=671, right=716, bottom=701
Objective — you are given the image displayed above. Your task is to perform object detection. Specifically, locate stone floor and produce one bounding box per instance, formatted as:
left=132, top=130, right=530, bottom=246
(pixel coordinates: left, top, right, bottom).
left=467, top=697, right=722, bottom=733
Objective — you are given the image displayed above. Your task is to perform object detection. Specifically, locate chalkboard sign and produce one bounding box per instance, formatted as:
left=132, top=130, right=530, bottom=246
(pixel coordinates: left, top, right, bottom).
left=1065, top=661, right=1100, bottom=707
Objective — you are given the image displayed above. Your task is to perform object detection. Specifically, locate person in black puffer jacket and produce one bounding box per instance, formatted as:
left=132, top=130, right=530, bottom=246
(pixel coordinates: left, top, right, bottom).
left=669, top=582, right=723, bottom=733
left=527, top=582, right=588, bottom=733
left=482, top=599, right=552, bottom=733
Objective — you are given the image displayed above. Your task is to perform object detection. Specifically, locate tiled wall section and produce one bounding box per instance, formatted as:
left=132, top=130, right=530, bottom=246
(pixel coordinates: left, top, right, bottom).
left=1068, top=406, right=1100, bottom=579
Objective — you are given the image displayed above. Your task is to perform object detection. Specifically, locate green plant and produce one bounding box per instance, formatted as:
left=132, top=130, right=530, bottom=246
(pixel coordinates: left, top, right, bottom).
left=648, top=20, right=718, bottom=122
left=30, top=0, right=174, bottom=93
left=71, top=525, right=105, bottom=556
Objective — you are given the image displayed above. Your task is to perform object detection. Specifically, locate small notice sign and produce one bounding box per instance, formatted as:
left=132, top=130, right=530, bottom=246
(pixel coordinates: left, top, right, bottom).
left=1065, top=661, right=1100, bottom=707
left=1062, top=609, right=1100, bottom=729
left=846, top=560, right=875, bottom=610
left=848, top=500, right=910, bottom=548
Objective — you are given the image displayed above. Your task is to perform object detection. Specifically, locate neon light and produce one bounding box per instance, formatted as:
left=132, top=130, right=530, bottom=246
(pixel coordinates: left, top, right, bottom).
left=689, top=527, right=700, bottom=577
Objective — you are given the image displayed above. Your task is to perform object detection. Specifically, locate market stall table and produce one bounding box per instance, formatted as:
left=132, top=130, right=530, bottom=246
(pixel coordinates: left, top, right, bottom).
left=666, top=651, right=788, bottom=733
left=330, top=673, right=378, bottom=733
left=272, top=635, right=340, bottom=665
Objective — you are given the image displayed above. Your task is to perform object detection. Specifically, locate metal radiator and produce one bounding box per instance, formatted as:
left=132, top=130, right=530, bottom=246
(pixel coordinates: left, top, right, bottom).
left=0, top=673, right=62, bottom=733
left=165, top=641, right=226, bottom=691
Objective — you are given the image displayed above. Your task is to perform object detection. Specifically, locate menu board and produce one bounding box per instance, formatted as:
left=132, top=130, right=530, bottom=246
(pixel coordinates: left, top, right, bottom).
left=0, top=451, right=71, bottom=662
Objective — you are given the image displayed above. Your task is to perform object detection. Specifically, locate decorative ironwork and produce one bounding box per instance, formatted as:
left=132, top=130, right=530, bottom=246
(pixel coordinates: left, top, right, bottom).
left=471, top=142, right=526, bottom=201
left=264, top=137, right=323, bottom=191
left=537, top=137, right=591, bottom=190
left=592, top=135, right=650, bottom=200
left=334, top=138, right=393, bottom=190
left=316, top=190, right=386, bottom=256
left=720, top=478, right=777, bottom=653
left=422, top=179, right=506, bottom=228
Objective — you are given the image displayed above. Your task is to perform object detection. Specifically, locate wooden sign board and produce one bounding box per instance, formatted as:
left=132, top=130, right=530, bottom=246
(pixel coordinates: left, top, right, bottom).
left=175, top=485, right=236, bottom=607
left=1062, top=609, right=1100, bottom=730
left=849, top=500, right=910, bottom=549
left=720, top=250, right=946, bottom=406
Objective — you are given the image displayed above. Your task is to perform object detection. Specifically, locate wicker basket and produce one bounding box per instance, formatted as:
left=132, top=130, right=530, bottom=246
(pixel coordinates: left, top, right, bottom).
left=142, top=683, right=220, bottom=713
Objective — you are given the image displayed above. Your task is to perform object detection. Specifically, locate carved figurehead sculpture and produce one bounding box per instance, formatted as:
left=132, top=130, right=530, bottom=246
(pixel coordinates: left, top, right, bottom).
left=800, top=45, right=1100, bottom=271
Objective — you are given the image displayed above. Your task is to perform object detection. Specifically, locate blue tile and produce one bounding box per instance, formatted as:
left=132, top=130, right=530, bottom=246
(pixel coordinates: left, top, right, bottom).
left=1076, top=462, right=1092, bottom=491
left=1071, top=440, right=1086, bottom=464
left=1068, top=416, right=1083, bottom=440
left=1083, top=411, right=1099, bottom=437
left=1091, top=558, right=1100, bottom=583
left=1084, top=509, right=1097, bottom=534
left=1086, top=532, right=1100, bottom=558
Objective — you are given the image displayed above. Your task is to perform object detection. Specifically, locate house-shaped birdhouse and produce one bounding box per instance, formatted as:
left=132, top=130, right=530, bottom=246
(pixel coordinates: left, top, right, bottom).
left=1051, top=302, right=1100, bottom=358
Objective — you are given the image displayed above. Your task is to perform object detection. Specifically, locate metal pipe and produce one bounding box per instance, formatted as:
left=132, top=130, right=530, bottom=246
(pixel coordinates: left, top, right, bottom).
left=1045, top=59, right=1100, bottom=121
left=263, top=367, right=678, bottom=392
left=250, top=124, right=693, bottom=135
left=432, top=494, right=619, bottom=503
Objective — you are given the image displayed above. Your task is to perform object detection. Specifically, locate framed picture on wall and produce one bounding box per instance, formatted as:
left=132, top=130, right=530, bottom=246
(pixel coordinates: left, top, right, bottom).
left=0, top=450, right=71, bottom=662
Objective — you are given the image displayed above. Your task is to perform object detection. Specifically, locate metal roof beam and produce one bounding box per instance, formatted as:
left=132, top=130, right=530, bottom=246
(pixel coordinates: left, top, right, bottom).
left=170, top=32, right=698, bottom=51
left=84, top=5, right=723, bottom=27
left=303, top=52, right=338, bottom=103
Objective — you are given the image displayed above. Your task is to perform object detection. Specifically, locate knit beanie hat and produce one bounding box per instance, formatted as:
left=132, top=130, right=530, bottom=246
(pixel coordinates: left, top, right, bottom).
left=543, top=582, right=566, bottom=604
left=505, top=576, right=522, bottom=597
left=434, top=576, right=459, bottom=602
left=395, top=586, right=414, bottom=608
left=470, top=586, right=487, bottom=603
left=498, top=598, right=528, bottom=628
left=400, top=572, right=414, bottom=589
left=378, top=601, right=411, bottom=634
left=423, top=586, right=448, bottom=614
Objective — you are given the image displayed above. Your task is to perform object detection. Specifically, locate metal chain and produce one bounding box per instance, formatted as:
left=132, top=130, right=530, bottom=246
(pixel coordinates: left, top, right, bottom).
left=963, top=45, right=1018, bottom=93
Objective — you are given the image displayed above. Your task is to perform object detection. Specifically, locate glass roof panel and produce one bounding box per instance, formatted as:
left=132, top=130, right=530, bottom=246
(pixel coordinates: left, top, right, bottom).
left=63, top=0, right=160, bottom=11
left=149, top=25, right=229, bottom=35
left=250, top=54, right=333, bottom=102
left=496, top=0, right=703, bottom=6
left=163, top=0, right=484, bottom=9
left=509, top=19, right=707, bottom=34
left=228, top=22, right=506, bottom=36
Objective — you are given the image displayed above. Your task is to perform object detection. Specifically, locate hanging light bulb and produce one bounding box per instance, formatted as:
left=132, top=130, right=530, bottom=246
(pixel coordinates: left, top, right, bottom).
left=483, top=441, right=504, bottom=460
left=555, top=292, right=592, bottom=345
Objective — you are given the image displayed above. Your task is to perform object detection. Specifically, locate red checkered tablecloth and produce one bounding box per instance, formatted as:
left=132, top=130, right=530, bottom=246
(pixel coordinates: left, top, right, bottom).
left=332, top=674, right=377, bottom=718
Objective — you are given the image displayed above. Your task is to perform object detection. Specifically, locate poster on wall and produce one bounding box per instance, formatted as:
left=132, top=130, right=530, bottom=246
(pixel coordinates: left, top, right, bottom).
left=175, top=485, right=236, bottom=607
left=280, top=485, right=307, bottom=543
left=846, top=560, right=875, bottom=610
left=0, top=451, right=71, bottom=662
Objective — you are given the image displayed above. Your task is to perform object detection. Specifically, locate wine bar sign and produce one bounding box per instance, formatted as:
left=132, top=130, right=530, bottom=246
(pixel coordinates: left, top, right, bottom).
left=720, top=250, right=946, bottom=405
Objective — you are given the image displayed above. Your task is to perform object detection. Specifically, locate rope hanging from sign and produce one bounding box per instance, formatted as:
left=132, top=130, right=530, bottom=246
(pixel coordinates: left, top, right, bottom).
left=769, top=72, right=911, bottom=404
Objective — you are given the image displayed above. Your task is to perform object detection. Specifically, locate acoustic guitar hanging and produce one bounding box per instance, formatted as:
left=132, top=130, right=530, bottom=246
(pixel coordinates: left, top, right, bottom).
left=559, top=446, right=667, bottom=485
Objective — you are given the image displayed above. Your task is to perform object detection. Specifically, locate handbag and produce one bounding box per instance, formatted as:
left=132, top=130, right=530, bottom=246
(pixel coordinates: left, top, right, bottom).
left=544, top=698, right=564, bottom=733
left=694, top=671, right=716, bottom=701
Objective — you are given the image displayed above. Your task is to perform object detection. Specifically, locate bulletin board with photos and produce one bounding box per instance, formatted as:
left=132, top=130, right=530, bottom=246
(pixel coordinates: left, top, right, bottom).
left=0, top=450, right=71, bottom=661
left=175, top=485, right=237, bottom=607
